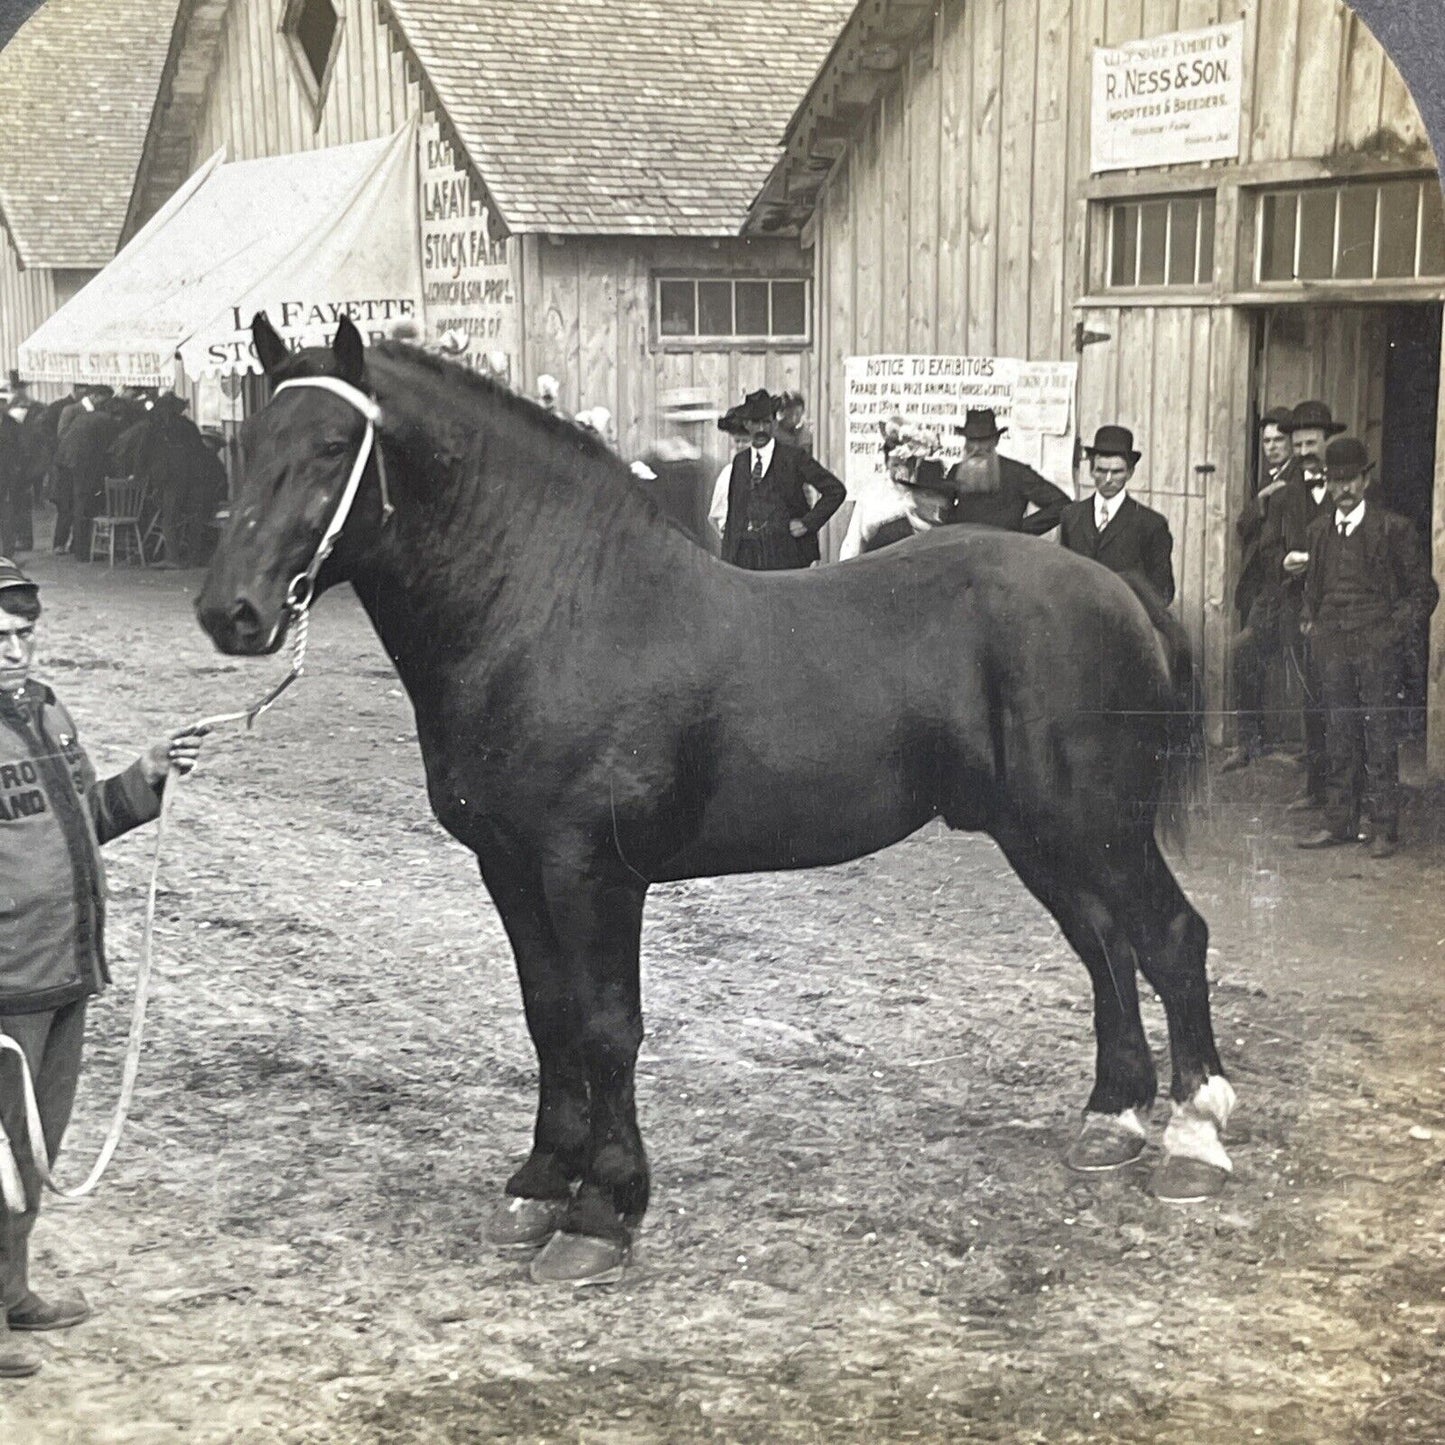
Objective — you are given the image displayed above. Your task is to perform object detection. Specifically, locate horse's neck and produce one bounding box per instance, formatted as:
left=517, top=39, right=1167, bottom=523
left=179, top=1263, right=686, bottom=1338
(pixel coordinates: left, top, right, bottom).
left=350, top=372, right=703, bottom=696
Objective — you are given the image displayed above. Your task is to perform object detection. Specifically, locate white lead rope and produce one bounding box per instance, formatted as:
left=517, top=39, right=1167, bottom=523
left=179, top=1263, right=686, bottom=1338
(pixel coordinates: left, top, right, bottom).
left=0, top=374, right=386, bottom=1213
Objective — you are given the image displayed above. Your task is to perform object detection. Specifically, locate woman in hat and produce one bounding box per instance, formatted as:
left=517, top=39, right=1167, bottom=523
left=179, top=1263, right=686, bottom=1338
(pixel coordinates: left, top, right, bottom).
left=839, top=429, right=957, bottom=558
left=1058, top=425, right=1175, bottom=604
left=709, top=389, right=844, bottom=571
left=0, top=559, right=207, bottom=1377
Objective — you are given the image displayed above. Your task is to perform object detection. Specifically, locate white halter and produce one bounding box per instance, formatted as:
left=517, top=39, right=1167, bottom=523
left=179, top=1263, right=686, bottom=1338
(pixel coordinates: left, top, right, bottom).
left=272, top=375, right=391, bottom=612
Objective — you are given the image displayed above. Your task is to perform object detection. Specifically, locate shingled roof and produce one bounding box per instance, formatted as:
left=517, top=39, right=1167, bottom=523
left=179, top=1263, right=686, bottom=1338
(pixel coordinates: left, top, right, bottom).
left=0, top=0, right=179, bottom=268
left=377, top=0, right=856, bottom=235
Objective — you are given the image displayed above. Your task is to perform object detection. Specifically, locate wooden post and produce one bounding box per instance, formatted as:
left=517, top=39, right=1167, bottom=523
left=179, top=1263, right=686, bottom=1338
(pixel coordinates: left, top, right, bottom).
left=1429, top=302, right=1445, bottom=779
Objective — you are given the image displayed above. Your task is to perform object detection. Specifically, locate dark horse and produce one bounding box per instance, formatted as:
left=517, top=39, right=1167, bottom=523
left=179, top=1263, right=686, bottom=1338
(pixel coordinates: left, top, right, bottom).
left=197, top=316, right=1235, bottom=1285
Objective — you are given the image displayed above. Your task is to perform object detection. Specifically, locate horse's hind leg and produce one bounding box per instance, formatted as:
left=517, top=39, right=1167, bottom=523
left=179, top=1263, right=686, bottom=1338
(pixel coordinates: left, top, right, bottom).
left=990, top=819, right=1157, bottom=1172
left=1115, top=835, right=1235, bottom=1203
left=477, top=847, right=591, bottom=1253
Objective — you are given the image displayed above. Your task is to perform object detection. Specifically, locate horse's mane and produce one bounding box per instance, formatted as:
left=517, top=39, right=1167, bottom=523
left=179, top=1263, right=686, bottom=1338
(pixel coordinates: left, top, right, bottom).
left=367, top=342, right=623, bottom=471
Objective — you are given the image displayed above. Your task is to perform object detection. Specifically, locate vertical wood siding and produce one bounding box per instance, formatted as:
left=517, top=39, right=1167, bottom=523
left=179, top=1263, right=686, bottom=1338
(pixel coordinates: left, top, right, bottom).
left=808, top=0, right=1436, bottom=725
left=0, top=229, right=59, bottom=393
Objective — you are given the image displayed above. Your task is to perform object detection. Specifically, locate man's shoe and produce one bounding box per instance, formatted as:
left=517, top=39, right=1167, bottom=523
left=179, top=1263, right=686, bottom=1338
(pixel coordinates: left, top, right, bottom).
left=0, top=1340, right=40, bottom=1378
left=1218, top=747, right=1256, bottom=774
left=7, top=1291, right=91, bottom=1332
left=1297, top=829, right=1350, bottom=850
left=1368, top=835, right=1398, bottom=860
left=1285, top=795, right=1324, bottom=814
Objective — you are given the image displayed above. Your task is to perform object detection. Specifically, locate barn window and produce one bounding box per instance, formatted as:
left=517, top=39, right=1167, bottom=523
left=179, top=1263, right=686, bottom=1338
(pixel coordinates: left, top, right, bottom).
left=655, top=277, right=810, bottom=343
left=1256, top=178, right=1445, bottom=284
left=282, top=0, right=342, bottom=108
left=1106, top=194, right=1215, bottom=289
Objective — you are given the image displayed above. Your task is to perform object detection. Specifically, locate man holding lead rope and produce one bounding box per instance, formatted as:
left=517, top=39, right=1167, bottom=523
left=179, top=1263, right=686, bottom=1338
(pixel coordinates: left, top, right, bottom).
left=0, top=558, right=206, bottom=1379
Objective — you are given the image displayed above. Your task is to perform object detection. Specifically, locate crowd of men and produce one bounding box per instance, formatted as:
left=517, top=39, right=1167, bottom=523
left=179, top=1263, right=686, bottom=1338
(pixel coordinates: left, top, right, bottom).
left=538, top=376, right=1437, bottom=858
left=0, top=373, right=226, bottom=569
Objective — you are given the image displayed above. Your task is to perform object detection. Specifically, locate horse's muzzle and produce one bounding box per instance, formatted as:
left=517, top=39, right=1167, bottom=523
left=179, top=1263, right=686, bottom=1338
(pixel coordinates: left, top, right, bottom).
left=195, top=593, right=279, bottom=656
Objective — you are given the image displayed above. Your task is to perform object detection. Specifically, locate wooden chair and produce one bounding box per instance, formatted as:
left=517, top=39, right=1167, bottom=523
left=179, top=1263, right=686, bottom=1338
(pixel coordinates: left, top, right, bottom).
left=90, top=476, right=149, bottom=567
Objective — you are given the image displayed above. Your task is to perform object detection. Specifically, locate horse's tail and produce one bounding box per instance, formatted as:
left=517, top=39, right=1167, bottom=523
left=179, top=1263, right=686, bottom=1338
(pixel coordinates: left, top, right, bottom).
left=1119, top=572, right=1205, bottom=852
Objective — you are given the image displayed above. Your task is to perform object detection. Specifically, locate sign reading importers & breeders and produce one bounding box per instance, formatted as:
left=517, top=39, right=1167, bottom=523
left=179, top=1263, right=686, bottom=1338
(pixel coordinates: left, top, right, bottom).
left=1091, top=21, right=1245, bottom=174
left=419, top=124, right=518, bottom=380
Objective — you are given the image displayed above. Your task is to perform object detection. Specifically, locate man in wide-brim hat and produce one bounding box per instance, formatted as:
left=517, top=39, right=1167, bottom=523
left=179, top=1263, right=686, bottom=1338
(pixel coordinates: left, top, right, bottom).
left=1296, top=436, right=1438, bottom=857
left=945, top=407, right=1070, bottom=535
left=709, top=388, right=844, bottom=570
left=1058, top=425, right=1175, bottom=604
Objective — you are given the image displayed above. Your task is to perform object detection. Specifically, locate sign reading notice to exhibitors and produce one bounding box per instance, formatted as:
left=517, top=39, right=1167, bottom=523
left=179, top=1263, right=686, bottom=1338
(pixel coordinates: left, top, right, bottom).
left=1091, top=21, right=1245, bottom=174
left=843, top=355, right=1078, bottom=498
left=419, top=124, right=518, bottom=380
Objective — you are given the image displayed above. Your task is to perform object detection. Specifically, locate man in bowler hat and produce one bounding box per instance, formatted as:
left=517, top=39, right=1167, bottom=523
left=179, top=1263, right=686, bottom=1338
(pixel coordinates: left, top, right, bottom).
left=1058, top=425, right=1175, bottom=604
left=711, top=389, right=845, bottom=570
left=1296, top=437, right=1437, bottom=857
left=947, top=408, right=1070, bottom=534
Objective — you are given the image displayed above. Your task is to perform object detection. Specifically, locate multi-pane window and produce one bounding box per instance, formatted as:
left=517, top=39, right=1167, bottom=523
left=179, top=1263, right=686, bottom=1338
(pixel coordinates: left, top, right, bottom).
left=1107, top=195, right=1216, bottom=288
left=1257, top=179, right=1445, bottom=283
left=657, top=278, right=809, bottom=341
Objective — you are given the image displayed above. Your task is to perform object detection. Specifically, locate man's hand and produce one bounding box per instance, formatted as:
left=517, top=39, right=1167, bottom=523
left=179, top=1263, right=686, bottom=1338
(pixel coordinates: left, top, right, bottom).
left=788, top=519, right=808, bottom=538
left=1257, top=479, right=1287, bottom=506
left=141, top=724, right=210, bottom=786
left=1283, top=550, right=1309, bottom=575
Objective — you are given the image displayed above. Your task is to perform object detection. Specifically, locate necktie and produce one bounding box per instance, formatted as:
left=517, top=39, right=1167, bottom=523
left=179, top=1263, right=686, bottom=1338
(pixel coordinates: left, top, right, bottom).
left=1338, top=520, right=1348, bottom=537
left=751, top=453, right=763, bottom=486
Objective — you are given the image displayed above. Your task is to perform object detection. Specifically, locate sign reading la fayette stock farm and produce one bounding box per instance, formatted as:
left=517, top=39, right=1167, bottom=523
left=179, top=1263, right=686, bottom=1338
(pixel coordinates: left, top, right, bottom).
left=1091, top=22, right=1245, bottom=174
left=418, top=123, right=518, bottom=379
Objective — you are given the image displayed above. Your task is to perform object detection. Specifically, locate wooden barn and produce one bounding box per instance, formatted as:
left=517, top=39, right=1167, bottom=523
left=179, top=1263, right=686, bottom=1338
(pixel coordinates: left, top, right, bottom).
left=74, top=0, right=854, bottom=475
left=0, top=0, right=179, bottom=393
left=747, top=0, right=1445, bottom=767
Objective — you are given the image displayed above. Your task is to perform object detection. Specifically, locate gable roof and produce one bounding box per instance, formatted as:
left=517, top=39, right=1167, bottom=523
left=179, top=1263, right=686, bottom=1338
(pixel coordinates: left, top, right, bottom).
left=376, top=0, right=855, bottom=235
left=0, top=0, right=180, bottom=268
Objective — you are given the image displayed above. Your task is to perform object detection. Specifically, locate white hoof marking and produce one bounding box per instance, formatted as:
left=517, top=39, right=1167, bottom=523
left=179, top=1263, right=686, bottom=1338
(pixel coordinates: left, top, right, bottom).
left=1162, top=1075, right=1236, bottom=1173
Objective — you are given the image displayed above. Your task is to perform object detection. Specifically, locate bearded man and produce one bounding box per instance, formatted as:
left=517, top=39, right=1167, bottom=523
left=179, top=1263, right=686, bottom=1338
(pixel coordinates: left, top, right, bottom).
left=946, top=409, right=1070, bottom=534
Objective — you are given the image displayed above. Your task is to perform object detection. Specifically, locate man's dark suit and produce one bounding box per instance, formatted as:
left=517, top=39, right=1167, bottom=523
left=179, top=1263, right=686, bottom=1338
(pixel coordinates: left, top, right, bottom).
left=1303, top=505, right=1439, bottom=840
left=948, top=457, right=1070, bottom=535
left=720, top=441, right=845, bottom=570
left=1058, top=493, right=1175, bottom=604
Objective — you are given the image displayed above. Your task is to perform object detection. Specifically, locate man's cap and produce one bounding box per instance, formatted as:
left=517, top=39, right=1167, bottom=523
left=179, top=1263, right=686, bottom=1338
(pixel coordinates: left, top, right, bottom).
left=1083, top=424, right=1141, bottom=465
left=0, top=557, right=38, bottom=595
left=898, top=457, right=953, bottom=494
left=1290, top=399, right=1346, bottom=436
left=1324, top=435, right=1373, bottom=480
left=1259, top=405, right=1296, bottom=432
left=954, top=407, right=1007, bottom=441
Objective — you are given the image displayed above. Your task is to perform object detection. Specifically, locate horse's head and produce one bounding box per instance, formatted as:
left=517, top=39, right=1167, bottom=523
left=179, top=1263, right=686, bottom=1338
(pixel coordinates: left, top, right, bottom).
left=197, top=313, right=376, bottom=655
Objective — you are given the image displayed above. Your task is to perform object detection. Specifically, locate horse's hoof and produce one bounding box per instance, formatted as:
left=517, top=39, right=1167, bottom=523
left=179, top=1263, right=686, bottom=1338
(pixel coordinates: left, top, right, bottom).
left=487, top=1195, right=567, bottom=1253
left=1065, top=1115, right=1147, bottom=1173
left=529, top=1232, right=629, bottom=1286
left=1152, top=1155, right=1230, bottom=1204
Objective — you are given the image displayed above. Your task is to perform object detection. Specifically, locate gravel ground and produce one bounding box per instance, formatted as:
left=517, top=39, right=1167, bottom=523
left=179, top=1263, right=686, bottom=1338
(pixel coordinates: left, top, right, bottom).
left=0, top=547, right=1440, bottom=1444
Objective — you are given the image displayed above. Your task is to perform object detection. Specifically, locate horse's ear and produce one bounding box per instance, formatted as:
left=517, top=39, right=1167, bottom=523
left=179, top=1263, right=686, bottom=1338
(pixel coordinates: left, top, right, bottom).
left=252, top=313, right=289, bottom=378
left=332, top=315, right=365, bottom=387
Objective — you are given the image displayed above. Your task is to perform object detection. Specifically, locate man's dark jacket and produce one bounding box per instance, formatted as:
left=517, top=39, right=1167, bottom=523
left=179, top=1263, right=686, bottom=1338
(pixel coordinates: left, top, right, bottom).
left=1059, top=493, right=1175, bottom=605
left=1302, top=506, right=1439, bottom=645
left=947, top=457, right=1070, bottom=535
left=1235, top=455, right=1301, bottom=616
left=720, top=441, right=846, bottom=568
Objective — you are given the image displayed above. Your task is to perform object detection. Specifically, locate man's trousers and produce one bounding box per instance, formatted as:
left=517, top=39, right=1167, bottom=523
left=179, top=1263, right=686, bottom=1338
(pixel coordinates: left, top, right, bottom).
left=1316, top=629, right=1406, bottom=841
left=0, top=1001, right=87, bottom=1310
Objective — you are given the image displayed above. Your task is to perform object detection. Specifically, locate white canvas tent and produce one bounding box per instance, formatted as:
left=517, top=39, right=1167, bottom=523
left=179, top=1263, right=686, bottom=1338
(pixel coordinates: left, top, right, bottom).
left=20, top=121, right=423, bottom=388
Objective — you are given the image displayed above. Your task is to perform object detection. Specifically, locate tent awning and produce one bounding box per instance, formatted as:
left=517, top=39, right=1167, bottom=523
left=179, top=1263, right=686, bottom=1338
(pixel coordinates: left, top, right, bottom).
left=20, top=121, right=423, bottom=388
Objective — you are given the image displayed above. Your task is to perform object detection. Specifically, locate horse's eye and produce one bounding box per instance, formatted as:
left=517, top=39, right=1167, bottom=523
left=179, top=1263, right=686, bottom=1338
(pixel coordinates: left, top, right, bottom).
left=321, top=439, right=352, bottom=459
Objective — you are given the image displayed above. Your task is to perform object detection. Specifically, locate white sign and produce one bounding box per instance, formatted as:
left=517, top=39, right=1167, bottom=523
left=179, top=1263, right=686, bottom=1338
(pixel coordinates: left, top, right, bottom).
left=419, top=124, right=518, bottom=380
left=843, top=355, right=1078, bottom=497
left=1091, top=21, right=1244, bottom=174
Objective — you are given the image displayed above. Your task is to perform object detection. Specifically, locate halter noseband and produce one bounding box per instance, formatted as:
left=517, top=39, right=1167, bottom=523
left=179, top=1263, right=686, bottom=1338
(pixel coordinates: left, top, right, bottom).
left=272, top=374, right=393, bottom=613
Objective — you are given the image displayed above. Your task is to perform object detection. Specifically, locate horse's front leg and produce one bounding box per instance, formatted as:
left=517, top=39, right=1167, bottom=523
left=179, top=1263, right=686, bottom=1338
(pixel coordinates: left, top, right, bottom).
left=477, top=848, right=591, bottom=1253
left=528, top=856, right=649, bottom=1286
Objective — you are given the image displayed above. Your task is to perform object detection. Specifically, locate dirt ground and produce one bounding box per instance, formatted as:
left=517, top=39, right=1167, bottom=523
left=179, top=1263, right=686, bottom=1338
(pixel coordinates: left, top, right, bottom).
left=0, top=546, right=1441, bottom=1445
